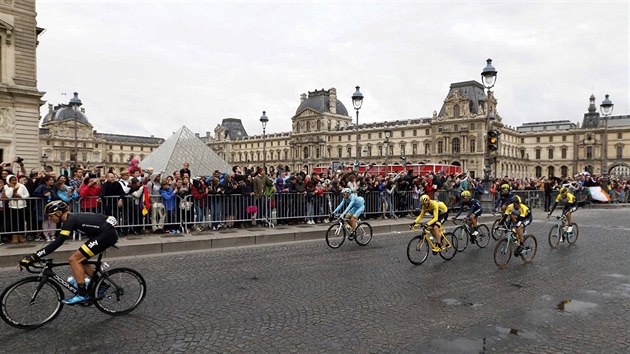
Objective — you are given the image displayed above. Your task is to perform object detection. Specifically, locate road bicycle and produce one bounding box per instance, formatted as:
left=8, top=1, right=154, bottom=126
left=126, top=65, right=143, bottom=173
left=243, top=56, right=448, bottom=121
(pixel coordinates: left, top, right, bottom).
left=452, top=217, right=491, bottom=251
left=0, top=251, right=146, bottom=329
left=325, top=216, right=373, bottom=248
left=547, top=214, right=579, bottom=248
left=493, top=225, right=538, bottom=269
left=406, top=223, right=458, bottom=265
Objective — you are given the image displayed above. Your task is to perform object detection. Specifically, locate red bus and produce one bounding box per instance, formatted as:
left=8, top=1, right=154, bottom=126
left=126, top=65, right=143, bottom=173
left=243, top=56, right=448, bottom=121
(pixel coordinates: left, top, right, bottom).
left=312, top=163, right=462, bottom=177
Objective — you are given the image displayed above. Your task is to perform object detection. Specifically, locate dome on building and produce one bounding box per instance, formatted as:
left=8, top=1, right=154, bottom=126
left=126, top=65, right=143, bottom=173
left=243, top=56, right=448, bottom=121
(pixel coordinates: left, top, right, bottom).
left=41, top=92, right=90, bottom=125
left=41, top=105, right=89, bottom=125
left=295, top=88, right=349, bottom=117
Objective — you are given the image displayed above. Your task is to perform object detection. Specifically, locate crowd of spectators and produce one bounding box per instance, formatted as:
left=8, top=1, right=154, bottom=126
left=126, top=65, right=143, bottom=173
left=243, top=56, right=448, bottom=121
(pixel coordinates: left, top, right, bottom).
left=1, top=154, right=628, bottom=246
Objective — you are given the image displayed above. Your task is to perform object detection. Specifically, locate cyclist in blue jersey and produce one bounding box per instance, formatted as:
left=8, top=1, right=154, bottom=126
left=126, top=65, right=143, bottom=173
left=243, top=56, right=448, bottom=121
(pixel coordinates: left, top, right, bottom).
left=332, top=188, right=365, bottom=238
left=452, top=190, right=483, bottom=243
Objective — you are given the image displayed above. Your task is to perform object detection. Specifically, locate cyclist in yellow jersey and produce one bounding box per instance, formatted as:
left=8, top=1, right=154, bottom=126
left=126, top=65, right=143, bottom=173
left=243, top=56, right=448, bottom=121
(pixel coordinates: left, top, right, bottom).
left=504, top=195, right=532, bottom=256
left=412, top=195, right=449, bottom=249
left=547, top=187, right=577, bottom=232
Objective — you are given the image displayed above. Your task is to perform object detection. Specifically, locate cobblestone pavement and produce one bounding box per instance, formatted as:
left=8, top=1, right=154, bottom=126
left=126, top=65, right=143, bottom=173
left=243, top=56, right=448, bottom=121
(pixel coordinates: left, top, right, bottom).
left=1, top=209, right=629, bottom=353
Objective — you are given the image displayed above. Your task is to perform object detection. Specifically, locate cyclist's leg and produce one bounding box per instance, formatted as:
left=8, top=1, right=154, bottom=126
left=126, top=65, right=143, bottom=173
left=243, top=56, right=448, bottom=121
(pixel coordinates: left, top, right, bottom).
left=430, top=224, right=441, bottom=244
left=352, top=205, right=365, bottom=231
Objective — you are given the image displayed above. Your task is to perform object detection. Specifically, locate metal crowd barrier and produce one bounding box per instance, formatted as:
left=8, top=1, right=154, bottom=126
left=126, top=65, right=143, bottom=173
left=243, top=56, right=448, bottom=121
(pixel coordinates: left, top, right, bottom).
left=0, top=189, right=569, bottom=238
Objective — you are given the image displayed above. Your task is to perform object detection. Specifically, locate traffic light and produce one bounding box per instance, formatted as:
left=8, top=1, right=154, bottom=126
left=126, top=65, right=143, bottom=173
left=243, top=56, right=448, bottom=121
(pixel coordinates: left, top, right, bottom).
left=487, top=130, right=499, bottom=152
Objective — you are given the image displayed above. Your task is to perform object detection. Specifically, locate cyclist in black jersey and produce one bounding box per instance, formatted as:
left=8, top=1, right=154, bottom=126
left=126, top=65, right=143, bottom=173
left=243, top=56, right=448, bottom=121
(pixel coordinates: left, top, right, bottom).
left=19, top=201, right=119, bottom=304
left=452, top=190, right=483, bottom=243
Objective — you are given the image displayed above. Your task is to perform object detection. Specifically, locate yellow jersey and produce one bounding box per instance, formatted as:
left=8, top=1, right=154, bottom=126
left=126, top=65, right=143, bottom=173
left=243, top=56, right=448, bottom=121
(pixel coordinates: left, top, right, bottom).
left=505, top=203, right=530, bottom=218
left=555, top=193, right=575, bottom=204
left=415, top=200, right=448, bottom=225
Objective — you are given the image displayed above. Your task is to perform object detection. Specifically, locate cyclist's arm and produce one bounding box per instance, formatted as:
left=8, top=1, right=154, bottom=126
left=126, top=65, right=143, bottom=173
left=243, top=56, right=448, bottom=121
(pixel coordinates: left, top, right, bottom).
left=453, top=201, right=464, bottom=219
left=414, top=207, right=427, bottom=224
left=32, top=229, right=70, bottom=260
left=332, top=201, right=344, bottom=215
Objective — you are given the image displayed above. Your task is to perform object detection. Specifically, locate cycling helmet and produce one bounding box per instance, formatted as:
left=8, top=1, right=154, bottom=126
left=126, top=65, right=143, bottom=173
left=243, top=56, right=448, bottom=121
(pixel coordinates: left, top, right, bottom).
left=420, top=195, right=430, bottom=204
left=512, top=195, right=521, bottom=204
left=560, top=187, right=568, bottom=195
left=341, top=188, right=352, bottom=195
left=45, top=200, right=68, bottom=214
left=461, top=190, right=471, bottom=198
left=501, top=184, right=510, bottom=190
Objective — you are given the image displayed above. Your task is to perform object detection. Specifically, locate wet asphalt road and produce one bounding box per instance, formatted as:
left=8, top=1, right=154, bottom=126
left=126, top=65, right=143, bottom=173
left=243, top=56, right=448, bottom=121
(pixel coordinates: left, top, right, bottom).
left=0, top=208, right=629, bottom=353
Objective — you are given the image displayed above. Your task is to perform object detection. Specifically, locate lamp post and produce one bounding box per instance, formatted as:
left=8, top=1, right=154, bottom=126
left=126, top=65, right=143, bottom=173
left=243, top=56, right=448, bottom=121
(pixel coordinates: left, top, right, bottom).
left=68, top=92, right=82, bottom=168
left=41, top=153, right=48, bottom=169
left=481, top=58, right=497, bottom=184
left=351, top=86, right=364, bottom=172
left=260, top=111, right=269, bottom=171
left=384, top=129, right=392, bottom=175
left=600, top=94, right=614, bottom=178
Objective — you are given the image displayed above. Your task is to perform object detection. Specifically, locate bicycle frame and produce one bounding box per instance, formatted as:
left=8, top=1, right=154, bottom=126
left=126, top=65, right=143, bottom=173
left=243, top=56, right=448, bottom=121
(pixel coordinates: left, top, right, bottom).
left=412, top=224, right=453, bottom=252
left=25, top=253, right=109, bottom=302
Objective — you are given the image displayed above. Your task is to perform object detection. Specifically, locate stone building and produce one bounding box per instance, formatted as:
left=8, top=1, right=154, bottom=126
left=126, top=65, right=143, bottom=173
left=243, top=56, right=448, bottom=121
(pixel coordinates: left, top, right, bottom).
left=40, top=94, right=163, bottom=172
left=207, top=86, right=629, bottom=179
left=0, top=0, right=45, bottom=170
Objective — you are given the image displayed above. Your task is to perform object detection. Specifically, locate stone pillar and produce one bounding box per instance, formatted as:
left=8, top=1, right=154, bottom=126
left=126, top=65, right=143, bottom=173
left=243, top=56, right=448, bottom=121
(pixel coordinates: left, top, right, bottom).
left=328, top=88, right=337, bottom=114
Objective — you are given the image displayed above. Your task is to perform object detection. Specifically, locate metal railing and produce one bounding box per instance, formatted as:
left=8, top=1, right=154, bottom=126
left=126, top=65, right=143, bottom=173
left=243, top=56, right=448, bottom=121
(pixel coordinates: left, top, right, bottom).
left=0, top=189, right=592, bottom=238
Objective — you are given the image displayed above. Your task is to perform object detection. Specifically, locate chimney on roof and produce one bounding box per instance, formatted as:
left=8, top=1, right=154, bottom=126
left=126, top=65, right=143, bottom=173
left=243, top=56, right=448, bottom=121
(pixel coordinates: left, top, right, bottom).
left=195, top=133, right=199, bottom=138
left=48, top=103, right=53, bottom=113
left=206, top=131, right=211, bottom=138
left=80, top=107, right=85, bottom=113
left=329, top=88, right=337, bottom=114
left=300, top=93, right=307, bottom=102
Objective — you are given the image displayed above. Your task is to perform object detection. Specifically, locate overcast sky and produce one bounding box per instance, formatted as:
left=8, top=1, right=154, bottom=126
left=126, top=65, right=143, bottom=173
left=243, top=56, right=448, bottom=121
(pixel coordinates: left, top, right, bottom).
left=37, top=0, right=629, bottom=139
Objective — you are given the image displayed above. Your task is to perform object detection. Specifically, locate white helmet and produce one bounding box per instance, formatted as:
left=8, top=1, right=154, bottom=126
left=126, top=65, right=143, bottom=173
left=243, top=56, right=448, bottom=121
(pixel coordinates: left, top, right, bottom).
left=341, top=188, right=352, bottom=195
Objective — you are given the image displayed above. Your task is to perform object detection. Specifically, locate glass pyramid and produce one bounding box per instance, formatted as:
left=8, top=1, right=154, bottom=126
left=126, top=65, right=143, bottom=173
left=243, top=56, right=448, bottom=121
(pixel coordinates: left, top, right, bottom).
left=139, top=126, right=231, bottom=177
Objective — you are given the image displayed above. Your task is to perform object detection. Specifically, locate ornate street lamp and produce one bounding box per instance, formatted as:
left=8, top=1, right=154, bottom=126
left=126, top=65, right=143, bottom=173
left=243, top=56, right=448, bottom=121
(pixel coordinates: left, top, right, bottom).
left=41, top=153, right=48, bottom=169
left=260, top=111, right=269, bottom=170
left=351, top=86, right=364, bottom=172
left=68, top=92, right=82, bottom=167
left=600, top=94, right=614, bottom=178
left=481, top=58, right=498, bottom=184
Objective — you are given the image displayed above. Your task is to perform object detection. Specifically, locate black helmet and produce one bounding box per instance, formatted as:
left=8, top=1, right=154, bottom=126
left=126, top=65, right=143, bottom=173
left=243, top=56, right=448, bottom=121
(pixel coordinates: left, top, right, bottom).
left=45, top=200, right=68, bottom=214
left=512, top=195, right=522, bottom=204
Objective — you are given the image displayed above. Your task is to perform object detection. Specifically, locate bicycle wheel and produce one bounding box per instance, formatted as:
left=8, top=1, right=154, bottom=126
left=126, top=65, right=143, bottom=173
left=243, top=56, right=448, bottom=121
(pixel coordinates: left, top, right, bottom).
left=406, top=235, right=429, bottom=265
left=0, top=277, right=64, bottom=329
left=566, top=223, right=579, bottom=244
left=93, top=268, right=146, bottom=315
left=491, top=219, right=506, bottom=240
left=453, top=226, right=468, bottom=252
left=548, top=225, right=560, bottom=249
left=520, top=235, right=538, bottom=263
left=354, top=222, right=373, bottom=246
left=325, top=224, right=346, bottom=249
left=493, top=239, right=512, bottom=269
left=439, top=232, right=458, bottom=261
left=475, top=225, right=491, bottom=248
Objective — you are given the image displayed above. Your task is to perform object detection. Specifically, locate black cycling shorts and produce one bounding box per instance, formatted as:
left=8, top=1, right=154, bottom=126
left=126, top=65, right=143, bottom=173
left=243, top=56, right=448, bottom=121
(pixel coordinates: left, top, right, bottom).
left=430, top=212, right=449, bottom=227
left=515, top=214, right=533, bottom=228
left=562, top=203, right=578, bottom=215
left=78, top=227, right=118, bottom=259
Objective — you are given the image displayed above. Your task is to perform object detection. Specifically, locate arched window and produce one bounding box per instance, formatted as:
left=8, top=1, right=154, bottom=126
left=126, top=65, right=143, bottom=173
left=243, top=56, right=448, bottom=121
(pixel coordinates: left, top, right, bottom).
left=535, top=166, right=542, bottom=178
left=316, top=120, right=321, bottom=130
left=548, top=166, right=555, bottom=177
left=306, top=121, right=311, bottom=131
left=257, top=152, right=260, bottom=161
left=561, top=166, right=568, bottom=177
left=617, top=146, right=623, bottom=159
left=548, top=148, right=554, bottom=159
left=453, top=104, right=460, bottom=117
left=437, top=141, right=443, bottom=154
left=424, top=143, right=430, bottom=155
left=303, top=147, right=309, bottom=159
left=470, top=139, right=476, bottom=153
left=452, top=138, right=460, bottom=154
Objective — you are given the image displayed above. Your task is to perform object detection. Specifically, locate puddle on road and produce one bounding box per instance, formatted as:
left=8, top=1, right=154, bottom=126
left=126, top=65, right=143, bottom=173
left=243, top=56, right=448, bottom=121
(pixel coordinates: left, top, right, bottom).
left=495, top=326, right=537, bottom=340
left=556, top=299, right=597, bottom=313
left=442, top=298, right=483, bottom=308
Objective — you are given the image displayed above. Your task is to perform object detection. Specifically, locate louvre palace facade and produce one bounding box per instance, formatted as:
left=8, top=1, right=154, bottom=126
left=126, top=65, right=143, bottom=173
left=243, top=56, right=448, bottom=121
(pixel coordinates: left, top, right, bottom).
left=207, top=85, right=630, bottom=179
